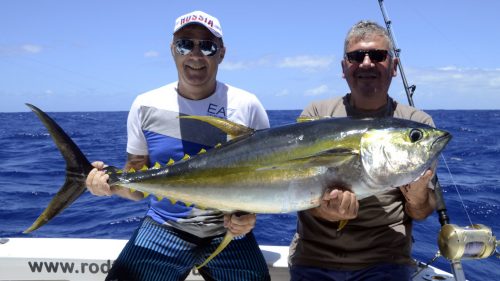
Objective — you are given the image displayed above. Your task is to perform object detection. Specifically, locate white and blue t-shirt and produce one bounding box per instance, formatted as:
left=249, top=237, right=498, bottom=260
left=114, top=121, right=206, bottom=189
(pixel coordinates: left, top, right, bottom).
left=126, top=81, right=269, bottom=237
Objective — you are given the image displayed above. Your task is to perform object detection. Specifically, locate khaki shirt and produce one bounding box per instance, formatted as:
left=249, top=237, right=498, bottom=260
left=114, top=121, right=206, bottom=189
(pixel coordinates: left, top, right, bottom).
left=289, top=94, right=434, bottom=270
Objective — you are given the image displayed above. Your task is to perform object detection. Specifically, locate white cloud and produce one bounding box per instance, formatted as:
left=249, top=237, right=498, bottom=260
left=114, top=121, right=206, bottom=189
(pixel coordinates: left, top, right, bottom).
left=22, top=44, right=42, bottom=53
left=0, top=44, right=43, bottom=55
left=401, top=66, right=500, bottom=109
left=144, top=50, right=160, bottom=58
left=275, top=89, right=290, bottom=97
left=305, top=85, right=329, bottom=96
left=220, top=61, right=247, bottom=70
left=278, top=55, right=334, bottom=71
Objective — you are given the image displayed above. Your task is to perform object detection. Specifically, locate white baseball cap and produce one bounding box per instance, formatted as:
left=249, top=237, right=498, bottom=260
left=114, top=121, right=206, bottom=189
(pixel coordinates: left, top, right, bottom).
left=173, top=10, right=223, bottom=38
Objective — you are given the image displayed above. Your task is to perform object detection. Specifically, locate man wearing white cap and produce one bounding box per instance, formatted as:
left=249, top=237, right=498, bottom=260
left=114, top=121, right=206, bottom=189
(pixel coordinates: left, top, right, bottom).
left=86, top=10, right=270, bottom=281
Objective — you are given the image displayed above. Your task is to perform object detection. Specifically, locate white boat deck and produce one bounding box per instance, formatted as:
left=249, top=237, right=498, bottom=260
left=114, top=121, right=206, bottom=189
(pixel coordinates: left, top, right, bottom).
left=0, top=237, right=455, bottom=280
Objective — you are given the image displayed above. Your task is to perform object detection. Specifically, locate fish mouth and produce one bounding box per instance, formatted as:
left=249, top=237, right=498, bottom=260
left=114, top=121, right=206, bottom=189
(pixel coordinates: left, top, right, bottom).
left=432, top=131, right=452, bottom=151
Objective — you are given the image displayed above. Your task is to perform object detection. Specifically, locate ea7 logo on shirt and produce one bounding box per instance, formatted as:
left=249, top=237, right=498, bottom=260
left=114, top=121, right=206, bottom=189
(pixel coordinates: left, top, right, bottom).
left=207, top=103, right=234, bottom=118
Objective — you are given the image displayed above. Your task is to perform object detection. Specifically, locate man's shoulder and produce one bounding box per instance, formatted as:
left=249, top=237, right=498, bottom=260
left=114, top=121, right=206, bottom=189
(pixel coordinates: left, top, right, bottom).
left=394, top=102, right=434, bottom=125
left=219, top=82, right=258, bottom=100
left=137, top=82, right=177, bottom=99
left=302, top=96, right=346, bottom=117
left=131, top=82, right=178, bottom=108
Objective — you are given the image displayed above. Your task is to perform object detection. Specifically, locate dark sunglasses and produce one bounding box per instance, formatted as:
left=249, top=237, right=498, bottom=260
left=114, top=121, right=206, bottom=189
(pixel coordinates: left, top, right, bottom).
left=174, top=39, right=219, bottom=57
left=345, top=49, right=389, bottom=63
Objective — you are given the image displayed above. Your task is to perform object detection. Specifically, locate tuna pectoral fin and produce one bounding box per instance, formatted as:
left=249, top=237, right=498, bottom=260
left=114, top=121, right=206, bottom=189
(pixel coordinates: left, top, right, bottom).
left=24, top=104, right=93, bottom=233
left=196, top=231, right=234, bottom=270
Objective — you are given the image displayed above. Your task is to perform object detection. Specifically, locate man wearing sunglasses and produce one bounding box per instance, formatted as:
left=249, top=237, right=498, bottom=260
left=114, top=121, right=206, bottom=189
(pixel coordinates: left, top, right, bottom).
left=289, top=21, right=437, bottom=281
left=86, top=10, right=270, bottom=281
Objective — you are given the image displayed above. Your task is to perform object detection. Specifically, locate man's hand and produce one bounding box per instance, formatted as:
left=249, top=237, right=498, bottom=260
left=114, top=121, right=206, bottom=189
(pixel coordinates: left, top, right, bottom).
left=224, top=213, right=256, bottom=236
left=86, top=160, right=144, bottom=201
left=86, top=161, right=112, bottom=196
left=311, top=189, right=359, bottom=222
left=400, top=169, right=436, bottom=220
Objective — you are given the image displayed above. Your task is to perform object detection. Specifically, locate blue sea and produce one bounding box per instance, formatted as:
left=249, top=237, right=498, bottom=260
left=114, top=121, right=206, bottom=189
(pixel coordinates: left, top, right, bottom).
left=0, top=109, right=499, bottom=280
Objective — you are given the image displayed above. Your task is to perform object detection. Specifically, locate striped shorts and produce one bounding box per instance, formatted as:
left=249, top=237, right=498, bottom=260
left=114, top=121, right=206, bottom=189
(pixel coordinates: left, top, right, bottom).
left=106, top=217, right=270, bottom=281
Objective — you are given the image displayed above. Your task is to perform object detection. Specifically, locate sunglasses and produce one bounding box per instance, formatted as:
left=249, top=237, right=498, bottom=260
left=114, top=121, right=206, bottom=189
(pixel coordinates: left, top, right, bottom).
left=345, top=49, right=389, bottom=63
left=174, top=39, right=219, bottom=57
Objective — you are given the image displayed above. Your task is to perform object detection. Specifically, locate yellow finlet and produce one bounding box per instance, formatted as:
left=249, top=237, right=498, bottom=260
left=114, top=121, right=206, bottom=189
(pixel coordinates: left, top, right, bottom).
left=129, top=188, right=136, bottom=193
left=182, top=154, right=191, bottom=161
left=142, top=192, right=150, bottom=198
left=153, top=162, right=161, bottom=169
left=128, top=168, right=136, bottom=173
left=167, top=158, right=175, bottom=166
left=215, top=143, right=222, bottom=148
left=155, top=195, right=163, bottom=201
left=140, top=165, right=148, bottom=171
left=337, top=220, right=349, bottom=231
left=168, top=198, right=177, bottom=205
left=198, top=148, right=207, bottom=154
left=196, top=231, right=234, bottom=269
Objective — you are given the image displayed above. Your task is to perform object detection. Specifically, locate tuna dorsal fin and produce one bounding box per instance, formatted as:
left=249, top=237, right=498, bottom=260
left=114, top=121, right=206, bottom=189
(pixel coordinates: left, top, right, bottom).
left=179, top=115, right=254, bottom=139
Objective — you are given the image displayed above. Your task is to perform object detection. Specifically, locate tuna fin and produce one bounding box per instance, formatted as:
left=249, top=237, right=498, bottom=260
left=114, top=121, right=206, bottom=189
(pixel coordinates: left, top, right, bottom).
left=24, top=104, right=93, bottom=233
left=337, top=220, right=349, bottom=231
left=196, top=231, right=234, bottom=269
left=179, top=115, right=254, bottom=139
left=167, top=158, right=175, bottom=166
left=296, top=116, right=331, bottom=123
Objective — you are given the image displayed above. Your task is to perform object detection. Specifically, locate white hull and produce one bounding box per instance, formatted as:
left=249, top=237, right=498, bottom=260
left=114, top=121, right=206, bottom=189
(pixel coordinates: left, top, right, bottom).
left=0, top=238, right=454, bottom=280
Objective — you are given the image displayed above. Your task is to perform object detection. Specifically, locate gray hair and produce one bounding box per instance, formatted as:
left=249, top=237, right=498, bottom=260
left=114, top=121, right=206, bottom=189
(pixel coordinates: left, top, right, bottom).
left=344, top=20, right=394, bottom=55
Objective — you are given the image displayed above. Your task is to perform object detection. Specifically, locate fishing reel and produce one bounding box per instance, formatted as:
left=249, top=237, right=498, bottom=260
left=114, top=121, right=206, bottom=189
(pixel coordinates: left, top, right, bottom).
left=438, top=224, right=499, bottom=261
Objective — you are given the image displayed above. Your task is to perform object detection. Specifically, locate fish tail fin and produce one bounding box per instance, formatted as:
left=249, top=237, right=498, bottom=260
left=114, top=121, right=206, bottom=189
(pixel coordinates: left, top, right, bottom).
left=23, top=104, right=93, bottom=233
left=196, top=231, right=234, bottom=269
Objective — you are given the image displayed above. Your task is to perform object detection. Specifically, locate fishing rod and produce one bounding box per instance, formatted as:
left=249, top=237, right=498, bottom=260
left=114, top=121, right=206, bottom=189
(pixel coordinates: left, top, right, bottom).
left=377, top=0, right=415, bottom=107
left=378, top=1, right=499, bottom=280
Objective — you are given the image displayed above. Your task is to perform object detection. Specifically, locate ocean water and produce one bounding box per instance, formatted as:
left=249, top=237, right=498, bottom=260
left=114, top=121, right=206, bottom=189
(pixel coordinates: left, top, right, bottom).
left=0, top=109, right=499, bottom=280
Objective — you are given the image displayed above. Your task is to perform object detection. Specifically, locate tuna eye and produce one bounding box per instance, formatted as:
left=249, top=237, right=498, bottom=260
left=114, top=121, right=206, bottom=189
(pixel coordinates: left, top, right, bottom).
left=409, top=129, right=423, bottom=143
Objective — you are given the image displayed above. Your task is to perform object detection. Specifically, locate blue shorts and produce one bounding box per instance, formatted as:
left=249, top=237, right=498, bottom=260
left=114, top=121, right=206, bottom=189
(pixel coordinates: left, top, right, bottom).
left=106, top=217, right=270, bottom=281
left=290, top=263, right=416, bottom=281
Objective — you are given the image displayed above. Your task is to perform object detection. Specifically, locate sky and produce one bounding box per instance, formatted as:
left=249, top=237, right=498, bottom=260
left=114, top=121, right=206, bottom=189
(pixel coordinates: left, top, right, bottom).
left=2, top=0, right=500, bottom=112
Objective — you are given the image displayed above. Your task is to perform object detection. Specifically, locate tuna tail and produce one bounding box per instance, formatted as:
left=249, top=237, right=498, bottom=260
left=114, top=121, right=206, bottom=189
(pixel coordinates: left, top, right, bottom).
left=24, top=104, right=93, bottom=233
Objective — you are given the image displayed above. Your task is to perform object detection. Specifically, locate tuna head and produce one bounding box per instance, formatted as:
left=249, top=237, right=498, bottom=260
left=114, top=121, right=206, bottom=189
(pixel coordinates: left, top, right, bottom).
left=360, top=123, right=451, bottom=188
